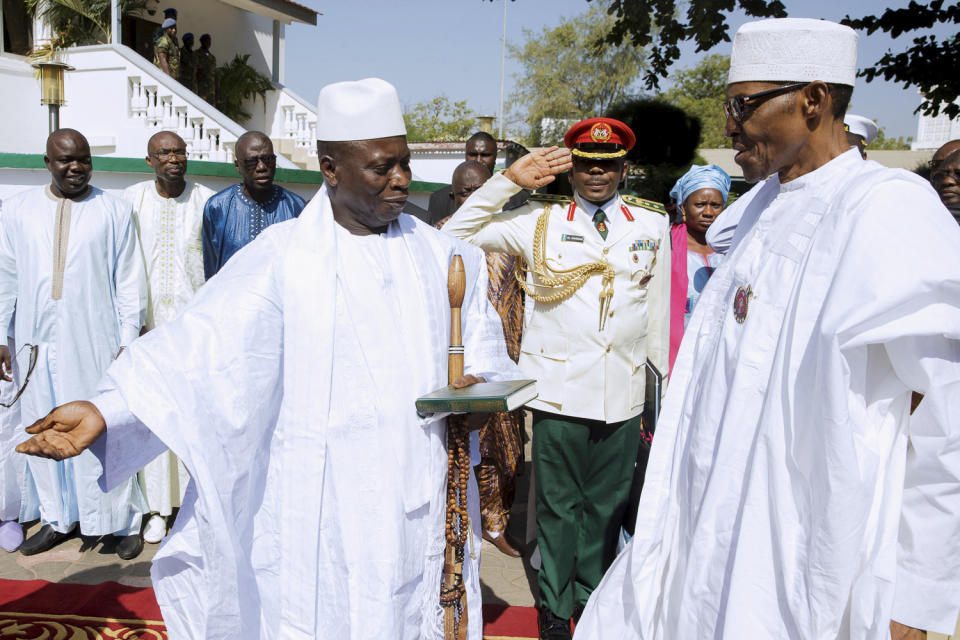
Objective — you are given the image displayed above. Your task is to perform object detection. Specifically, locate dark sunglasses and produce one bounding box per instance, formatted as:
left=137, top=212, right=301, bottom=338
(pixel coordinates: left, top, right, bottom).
left=0, top=344, right=38, bottom=408
left=723, top=83, right=809, bottom=123
left=240, top=154, right=277, bottom=170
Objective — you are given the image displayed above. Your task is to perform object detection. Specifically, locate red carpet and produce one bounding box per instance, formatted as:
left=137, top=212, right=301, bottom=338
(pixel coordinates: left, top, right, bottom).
left=0, top=579, right=539, bottom=638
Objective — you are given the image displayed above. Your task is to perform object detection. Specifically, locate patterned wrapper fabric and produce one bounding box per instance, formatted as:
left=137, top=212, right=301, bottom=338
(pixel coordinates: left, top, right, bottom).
left=477, top=251, right=526, bottom=534
left=437, top=216, right=526, bottom=534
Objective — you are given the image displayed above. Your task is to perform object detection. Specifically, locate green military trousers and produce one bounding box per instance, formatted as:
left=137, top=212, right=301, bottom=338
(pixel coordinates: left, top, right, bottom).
left=532, top=409, right=644, bottom=619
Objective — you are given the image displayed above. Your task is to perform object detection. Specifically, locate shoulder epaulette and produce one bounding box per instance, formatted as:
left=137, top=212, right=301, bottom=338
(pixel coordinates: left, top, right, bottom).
left=622, top=194, right=667, bottom=215
left=528, top=193, right=571, bottom=204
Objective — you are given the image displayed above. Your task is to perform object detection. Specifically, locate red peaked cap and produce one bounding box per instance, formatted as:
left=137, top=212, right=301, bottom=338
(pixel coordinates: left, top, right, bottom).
left=563, top=117, right=636, bottom=151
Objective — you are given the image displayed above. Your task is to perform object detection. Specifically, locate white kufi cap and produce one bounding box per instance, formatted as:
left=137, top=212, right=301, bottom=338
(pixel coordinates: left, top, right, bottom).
left=844, top=114, right=878, bottom=143
left=728, top=18, right=858, bottom=86
left=315, top=77, right=406, bottom=142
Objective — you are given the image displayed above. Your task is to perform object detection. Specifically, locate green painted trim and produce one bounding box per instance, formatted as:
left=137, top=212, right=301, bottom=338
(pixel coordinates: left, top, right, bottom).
left=0, top=153, right=448, bottom=192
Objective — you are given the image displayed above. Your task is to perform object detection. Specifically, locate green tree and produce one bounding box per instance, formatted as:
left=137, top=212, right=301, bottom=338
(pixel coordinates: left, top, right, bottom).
left=26, top=0, right=147, bottom=51
left=215, top=54, right=274, bottom=124
left=403, top=96, right=478, bottom=142
left=592, top=0, right=960, bottom=118
left=508, top=5, right=647, bottom=146
left=662, top=54, right=730, bottom=149
left=842, top=2, right=959, bottom=118
left=869, top=127, right=913, bottom=151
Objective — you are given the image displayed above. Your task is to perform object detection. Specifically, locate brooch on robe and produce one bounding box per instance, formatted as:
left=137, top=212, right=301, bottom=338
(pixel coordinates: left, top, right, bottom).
left=733, top=285, right=752, bottom=323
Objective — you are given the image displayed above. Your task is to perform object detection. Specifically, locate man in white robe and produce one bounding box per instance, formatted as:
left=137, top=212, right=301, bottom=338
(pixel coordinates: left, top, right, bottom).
left=573, top=18, right=960, bottom=640
left=124, top=131, right=214, bottom=545
left=16, top=79, right=518, bottom=639
left=0, top=129, right=148, bottom=559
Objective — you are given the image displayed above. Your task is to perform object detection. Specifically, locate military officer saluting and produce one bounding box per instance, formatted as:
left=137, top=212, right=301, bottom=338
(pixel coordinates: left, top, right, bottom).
left=444, top=117, right=670, bottom=640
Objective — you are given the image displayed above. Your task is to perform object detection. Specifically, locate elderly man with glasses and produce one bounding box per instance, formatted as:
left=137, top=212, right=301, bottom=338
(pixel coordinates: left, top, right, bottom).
left=122, top=131, right=215, bottom=547
left=202, top=131, right=306, bottom=278
left=576, top=17, right=960, bottom=640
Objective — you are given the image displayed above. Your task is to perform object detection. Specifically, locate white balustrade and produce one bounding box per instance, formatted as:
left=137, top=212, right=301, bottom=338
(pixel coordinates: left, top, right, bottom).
left=307, top=122, right=317, bottom=156
left=161, top=98, right=177, bottom=129
left=283, top=105, right=296, bottom=138
left=129, top=78, right=147, bottom=120
left=144, top=87, right=160, bottom=127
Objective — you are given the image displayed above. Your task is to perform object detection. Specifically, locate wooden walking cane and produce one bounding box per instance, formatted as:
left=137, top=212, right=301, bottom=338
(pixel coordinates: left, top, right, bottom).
left=440, top=254, right=470, bottom=640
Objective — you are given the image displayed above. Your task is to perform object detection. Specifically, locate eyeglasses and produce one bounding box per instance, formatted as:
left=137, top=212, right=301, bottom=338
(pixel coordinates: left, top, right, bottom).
left=151, top=149, right=188, bottom=161
left=723, top=83, right=809, bottom=123
left=240, top=154, right=277, bottom=170
left=0, top=344, right=38, bottom=408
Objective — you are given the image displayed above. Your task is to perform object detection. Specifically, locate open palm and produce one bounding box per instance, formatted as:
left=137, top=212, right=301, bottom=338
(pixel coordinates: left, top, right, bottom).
left=16, top=400, right=107, bottom=460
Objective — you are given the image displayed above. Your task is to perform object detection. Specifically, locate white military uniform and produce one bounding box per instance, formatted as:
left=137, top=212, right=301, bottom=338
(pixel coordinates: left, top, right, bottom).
left=443, top=172, right=670, bottom=423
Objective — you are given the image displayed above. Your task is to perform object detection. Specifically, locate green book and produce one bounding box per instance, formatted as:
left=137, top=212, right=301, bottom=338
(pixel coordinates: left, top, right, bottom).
left=415, top=380, right=538, bottom=414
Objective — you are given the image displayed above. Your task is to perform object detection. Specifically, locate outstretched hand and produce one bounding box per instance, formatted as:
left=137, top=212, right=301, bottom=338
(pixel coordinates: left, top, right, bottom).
left=16, top=401, right=107, bottom=460
left=502, top=146, right=574, bottom=190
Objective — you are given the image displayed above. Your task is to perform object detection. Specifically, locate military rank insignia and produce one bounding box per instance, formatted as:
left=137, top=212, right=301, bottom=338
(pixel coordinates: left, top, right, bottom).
left=733, top=285, right=752, bottom=323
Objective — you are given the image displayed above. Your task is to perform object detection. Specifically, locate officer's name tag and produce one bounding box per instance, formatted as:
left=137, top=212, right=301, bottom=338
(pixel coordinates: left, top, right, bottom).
left=561, top=234, right=585, bottom=243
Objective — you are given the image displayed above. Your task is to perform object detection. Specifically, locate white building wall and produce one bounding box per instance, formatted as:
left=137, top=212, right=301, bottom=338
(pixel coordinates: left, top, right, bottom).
left=912, top=106, right=960, bottom=150
left=0, top=57, right=51, bottom=155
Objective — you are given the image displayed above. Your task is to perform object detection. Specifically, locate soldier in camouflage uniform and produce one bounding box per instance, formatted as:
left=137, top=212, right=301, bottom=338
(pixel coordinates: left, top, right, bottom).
left=178, top=33, right=197, bottom=93
left=197, top=34, right=217, bottom=105
left=153, top=18, right=180, bottom=79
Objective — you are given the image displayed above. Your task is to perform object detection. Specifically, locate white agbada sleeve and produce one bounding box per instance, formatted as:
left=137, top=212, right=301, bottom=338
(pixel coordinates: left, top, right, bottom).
left=886, top=335, right=960, bottom=632
left=113, top=200, right=147, bottom=346
left=825, top=179, right=960, bottom=633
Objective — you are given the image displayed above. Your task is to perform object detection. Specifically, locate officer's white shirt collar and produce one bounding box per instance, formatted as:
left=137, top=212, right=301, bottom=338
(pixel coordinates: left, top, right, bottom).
left=574, top=190, right=623, bottom=234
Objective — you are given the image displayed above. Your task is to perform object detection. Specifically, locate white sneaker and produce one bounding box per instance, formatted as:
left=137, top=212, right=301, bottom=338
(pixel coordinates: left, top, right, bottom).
left=143, top=514, right=167, bottom=544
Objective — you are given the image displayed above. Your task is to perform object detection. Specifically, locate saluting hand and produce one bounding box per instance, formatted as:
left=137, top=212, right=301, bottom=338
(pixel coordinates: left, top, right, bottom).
left=16, top=401, right=107, bottom=460
left=502, top=146, right=574, bottom=190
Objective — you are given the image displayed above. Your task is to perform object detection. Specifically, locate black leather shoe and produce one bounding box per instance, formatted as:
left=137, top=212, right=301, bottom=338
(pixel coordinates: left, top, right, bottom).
left=116, top=533, right=144, bottom=560
left=20, top=524, right=73, bottom=556
left=538, top=607, right=572, bottom=640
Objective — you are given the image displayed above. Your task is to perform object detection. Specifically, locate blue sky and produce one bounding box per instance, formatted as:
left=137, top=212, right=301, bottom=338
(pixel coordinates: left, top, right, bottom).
left=283, top=0, right=954, bottom=141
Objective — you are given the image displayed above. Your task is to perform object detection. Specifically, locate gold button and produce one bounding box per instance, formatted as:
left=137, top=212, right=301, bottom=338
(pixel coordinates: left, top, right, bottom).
left=606, top=345, right=611, bottom=353
left=558, top=253, right=562, bottom=259
left=602, top=247, right=609, bottom=255
left=609, top=310, right=614, bottom=318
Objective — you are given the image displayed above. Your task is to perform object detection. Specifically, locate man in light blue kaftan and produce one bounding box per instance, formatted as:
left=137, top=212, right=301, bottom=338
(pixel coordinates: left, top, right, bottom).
left=0, top=129, right=148, bottom=558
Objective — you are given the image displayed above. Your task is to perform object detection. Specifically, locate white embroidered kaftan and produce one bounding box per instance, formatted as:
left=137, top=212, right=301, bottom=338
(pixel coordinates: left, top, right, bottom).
left=576, top=150, right=960, bottom=639
left=87, top=185, right=519, bottom=639
left=0, top=186, right=147, bottom=535
left=125, top=179, right=214, bottom=517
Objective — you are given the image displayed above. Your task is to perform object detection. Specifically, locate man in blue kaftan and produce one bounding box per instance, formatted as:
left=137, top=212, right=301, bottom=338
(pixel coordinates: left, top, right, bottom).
left=202, top=131, right=306, bottom=278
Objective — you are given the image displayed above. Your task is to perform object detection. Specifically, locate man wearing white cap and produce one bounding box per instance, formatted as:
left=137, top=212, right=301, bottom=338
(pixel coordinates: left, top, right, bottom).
left=845, top=113, right=879, bottom=158
left=575, top=18, right=960, bottom=640
left=14, top=78, right=519, bottom=639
